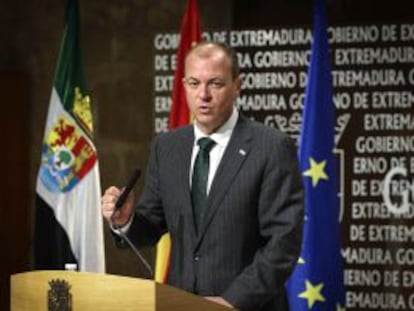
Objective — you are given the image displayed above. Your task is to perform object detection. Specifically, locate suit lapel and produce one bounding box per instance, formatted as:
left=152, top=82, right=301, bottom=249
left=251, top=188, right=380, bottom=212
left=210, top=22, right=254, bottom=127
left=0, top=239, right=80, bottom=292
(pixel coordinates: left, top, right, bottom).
left=195, top=117, right=252, bottom=246
left=174, top=128, right=198, bottom=238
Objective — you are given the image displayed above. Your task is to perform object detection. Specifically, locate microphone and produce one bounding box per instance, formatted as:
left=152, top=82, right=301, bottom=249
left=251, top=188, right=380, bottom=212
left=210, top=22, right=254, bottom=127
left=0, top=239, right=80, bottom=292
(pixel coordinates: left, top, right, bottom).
left=115, top=168, right=141, bottom=210
left=111, top=168, right=154, bottom=278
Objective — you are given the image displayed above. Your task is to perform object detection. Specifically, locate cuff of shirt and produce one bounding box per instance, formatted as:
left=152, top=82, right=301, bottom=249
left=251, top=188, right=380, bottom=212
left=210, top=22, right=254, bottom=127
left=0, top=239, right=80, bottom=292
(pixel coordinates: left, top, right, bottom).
left=110, top=213, right=134, bottom=235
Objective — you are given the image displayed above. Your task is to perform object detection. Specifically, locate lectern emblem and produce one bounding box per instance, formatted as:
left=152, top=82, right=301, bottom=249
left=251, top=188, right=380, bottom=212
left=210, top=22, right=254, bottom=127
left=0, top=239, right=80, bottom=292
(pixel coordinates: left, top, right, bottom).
left=48, top=279, right=72, bottom=311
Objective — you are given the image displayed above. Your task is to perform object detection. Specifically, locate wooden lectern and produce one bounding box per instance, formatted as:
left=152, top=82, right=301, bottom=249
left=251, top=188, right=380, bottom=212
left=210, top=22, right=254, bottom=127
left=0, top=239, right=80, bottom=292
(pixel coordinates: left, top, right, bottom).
left=11, top=271, right=233, bottom=310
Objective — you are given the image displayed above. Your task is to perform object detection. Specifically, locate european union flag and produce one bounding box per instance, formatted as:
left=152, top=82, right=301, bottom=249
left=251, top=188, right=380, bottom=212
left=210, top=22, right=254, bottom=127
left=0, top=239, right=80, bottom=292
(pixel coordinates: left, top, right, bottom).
left=286, top=0, right=345, bottom=310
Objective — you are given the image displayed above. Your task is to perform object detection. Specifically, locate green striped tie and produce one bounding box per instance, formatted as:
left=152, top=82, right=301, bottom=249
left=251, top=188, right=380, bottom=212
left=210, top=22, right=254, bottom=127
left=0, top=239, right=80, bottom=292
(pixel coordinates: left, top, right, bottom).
left=191, top=137, right=216, bottom=231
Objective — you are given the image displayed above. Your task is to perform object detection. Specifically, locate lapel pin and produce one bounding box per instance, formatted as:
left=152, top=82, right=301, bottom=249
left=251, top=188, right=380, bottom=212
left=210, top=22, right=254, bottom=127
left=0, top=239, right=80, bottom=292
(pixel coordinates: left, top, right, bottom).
left=239, top=149, right=246, bottom=156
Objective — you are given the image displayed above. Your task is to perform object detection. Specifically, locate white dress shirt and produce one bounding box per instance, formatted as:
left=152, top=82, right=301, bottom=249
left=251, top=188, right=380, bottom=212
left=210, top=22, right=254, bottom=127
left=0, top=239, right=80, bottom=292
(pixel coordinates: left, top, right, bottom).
left=191, top=108, right=239, bottom=194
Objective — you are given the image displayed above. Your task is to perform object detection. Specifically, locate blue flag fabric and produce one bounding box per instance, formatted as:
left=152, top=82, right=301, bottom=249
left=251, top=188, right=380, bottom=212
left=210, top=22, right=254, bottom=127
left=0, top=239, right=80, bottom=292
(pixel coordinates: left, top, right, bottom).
left=286, top=0, right=345, bottom=310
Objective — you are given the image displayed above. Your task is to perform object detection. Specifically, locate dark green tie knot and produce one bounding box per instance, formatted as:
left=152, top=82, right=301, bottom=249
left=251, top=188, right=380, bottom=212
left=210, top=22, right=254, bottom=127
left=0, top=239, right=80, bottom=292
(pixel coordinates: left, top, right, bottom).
left=197, top=137, right=216, bottom=153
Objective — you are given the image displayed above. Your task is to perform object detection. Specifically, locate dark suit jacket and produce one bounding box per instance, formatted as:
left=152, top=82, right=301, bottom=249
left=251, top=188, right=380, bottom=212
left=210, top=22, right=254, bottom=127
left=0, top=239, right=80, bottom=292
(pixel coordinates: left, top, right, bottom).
left=125, top=115, right=304, bottom=311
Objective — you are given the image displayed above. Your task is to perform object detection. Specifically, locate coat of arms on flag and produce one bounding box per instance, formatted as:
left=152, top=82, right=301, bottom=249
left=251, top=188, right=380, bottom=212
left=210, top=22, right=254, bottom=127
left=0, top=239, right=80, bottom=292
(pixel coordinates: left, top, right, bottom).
left=39, top=113, right=97, bottom=193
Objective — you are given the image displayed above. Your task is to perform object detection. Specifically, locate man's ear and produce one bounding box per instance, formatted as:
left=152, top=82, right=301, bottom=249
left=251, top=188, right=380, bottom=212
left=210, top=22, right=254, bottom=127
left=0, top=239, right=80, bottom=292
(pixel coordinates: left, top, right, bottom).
left=233, top=76, right=242, bottom=98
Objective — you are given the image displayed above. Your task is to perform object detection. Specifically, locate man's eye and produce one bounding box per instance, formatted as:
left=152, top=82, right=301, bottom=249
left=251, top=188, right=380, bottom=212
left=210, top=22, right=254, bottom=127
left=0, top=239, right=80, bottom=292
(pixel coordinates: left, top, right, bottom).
left=187, top=80, right=199, bottom=88
left=210, top=81, right=224, bottom=89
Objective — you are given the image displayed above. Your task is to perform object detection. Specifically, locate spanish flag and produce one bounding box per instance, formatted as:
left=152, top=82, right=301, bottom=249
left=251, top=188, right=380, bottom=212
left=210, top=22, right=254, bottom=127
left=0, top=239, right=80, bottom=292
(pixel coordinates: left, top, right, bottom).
left=155, top=0, right=201, bottom=283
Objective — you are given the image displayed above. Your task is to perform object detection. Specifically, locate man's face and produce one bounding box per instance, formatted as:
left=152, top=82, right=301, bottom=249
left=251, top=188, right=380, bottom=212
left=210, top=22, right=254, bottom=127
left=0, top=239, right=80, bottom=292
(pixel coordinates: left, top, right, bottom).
left=183, top=47, right=241, bottom=134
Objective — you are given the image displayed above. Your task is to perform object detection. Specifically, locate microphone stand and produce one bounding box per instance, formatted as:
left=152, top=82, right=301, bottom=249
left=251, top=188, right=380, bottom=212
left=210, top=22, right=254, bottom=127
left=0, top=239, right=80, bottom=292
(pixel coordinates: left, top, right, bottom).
left=111, top=220, right=154, bottom=278
left=110, top=168, right=154, bottom=278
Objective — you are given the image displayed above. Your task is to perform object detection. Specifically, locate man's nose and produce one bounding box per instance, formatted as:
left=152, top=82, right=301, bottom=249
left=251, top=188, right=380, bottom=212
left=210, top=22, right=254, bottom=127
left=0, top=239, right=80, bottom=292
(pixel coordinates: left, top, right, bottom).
left=198, top=83, right=212, bottom=99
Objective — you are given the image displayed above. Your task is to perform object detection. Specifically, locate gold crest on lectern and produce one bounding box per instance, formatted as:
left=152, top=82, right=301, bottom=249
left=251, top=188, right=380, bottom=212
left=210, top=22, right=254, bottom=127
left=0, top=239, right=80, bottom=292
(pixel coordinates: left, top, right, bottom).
left=48, top=279, right=72, bottom=311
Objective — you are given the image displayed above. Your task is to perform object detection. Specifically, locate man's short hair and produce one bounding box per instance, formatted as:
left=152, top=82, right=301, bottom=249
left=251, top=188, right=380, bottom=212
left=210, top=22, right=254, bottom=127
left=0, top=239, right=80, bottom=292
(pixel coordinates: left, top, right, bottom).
left=185, top=41, right=240, bottom=79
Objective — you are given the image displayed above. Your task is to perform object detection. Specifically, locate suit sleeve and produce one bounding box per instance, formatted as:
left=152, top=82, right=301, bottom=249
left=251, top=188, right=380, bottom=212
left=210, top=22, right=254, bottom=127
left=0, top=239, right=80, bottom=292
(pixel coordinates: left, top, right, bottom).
left=222, top=135, right=304, bottom=310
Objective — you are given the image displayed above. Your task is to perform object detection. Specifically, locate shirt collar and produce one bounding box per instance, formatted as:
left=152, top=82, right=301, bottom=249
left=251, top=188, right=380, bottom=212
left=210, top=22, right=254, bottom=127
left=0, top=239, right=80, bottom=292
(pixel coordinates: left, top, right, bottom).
left=193, top=108, right=239, bottom=147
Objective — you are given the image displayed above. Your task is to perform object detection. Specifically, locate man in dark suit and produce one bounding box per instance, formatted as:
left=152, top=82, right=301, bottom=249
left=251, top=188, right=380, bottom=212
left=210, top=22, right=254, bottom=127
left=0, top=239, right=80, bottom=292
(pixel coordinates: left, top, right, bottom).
left=101, top=42, right=303, bottom=310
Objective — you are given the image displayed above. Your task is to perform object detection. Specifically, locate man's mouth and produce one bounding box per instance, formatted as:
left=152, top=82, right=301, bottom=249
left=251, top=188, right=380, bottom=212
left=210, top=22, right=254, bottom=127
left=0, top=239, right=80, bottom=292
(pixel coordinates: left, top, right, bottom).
left=199, top=103, right=211, bottom=113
